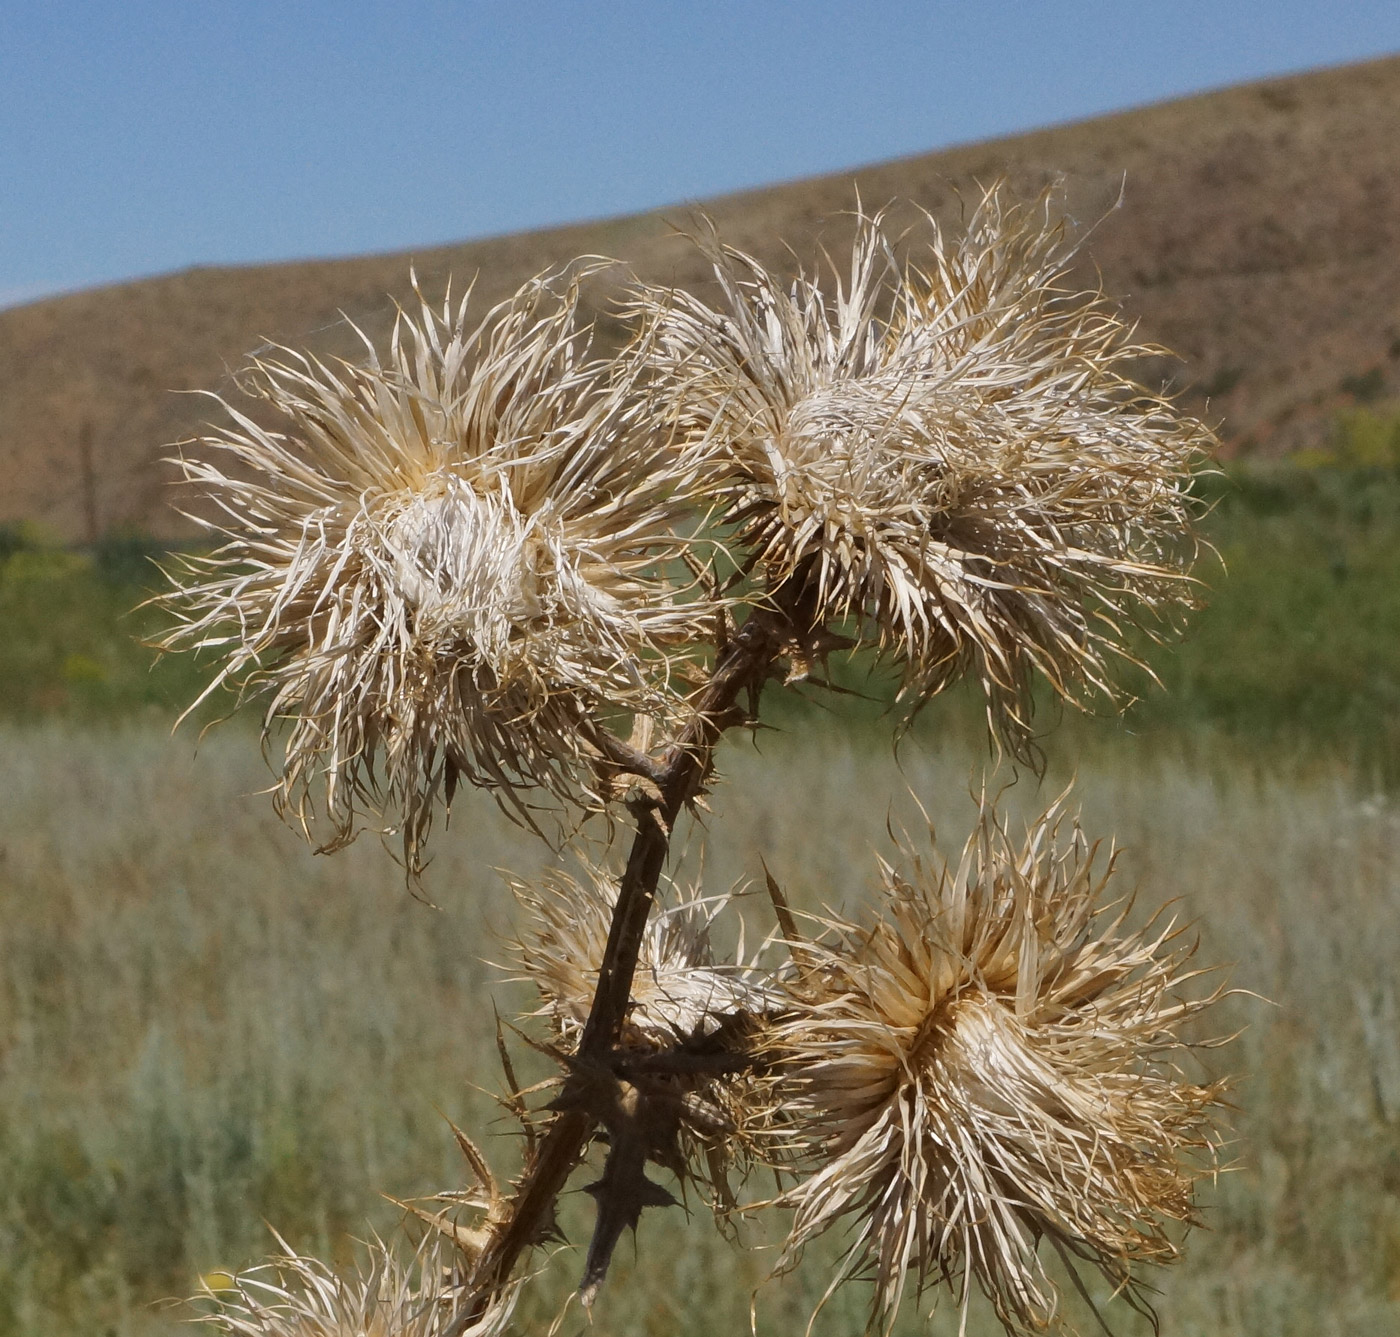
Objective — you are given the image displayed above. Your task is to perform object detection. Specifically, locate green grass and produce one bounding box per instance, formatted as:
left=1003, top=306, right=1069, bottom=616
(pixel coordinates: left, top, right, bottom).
left=0, top=529, right=208, bottom=720
left=5, top=427, right=1400, bottom=1332
left=1133, top=446, right=1400, bottom=772
left=11, top=437, right=1400, bottom=765
left=2, top=722, right=1398, bottom=1335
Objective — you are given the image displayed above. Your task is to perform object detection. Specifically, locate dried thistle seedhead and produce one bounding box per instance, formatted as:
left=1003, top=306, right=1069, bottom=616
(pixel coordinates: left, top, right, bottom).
left=764, top=794, right=1228, bottom=1334
left=160, top=267, right=712, bottom=872
left=193, top=1232, right=517, bottom=1337
left=634, top=189, right=1212, bottom=750
left=511, top=867, right=778, bottom=1202
left=511, top=866, right=772, bottom=1051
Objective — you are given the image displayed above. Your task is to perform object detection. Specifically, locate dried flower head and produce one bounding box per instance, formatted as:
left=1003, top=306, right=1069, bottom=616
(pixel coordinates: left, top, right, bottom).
left=634, top=189, right=1211, bottom=748
left=765, top=794, right=1227, bottom=1334
left=160, top=267, right=711, bottom=871
left=512, top=866, right=778, bottom=1200
left=513, top=866, right=772, bottom=1050
left=194, top=1232, right=517, bottom=1337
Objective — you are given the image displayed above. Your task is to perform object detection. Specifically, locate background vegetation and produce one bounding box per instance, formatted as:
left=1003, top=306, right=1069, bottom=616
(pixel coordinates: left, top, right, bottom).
left=3, top=726, right=1398, bottom=1336
left=12, top=417, right=1399, bottom=758
left=3, top=414, right=1400, bottom=1335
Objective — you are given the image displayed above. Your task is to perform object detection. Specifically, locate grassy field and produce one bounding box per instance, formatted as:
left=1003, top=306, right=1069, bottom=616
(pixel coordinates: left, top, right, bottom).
left=3, top=443, right=1400, bottom=1335
left=2, top=721, right=1398, bottom=1336
left=10, top=438, right=1400, bottom=766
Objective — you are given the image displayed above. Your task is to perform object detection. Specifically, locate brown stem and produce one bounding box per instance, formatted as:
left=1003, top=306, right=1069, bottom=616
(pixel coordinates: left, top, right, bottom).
left=580, top=719, right=670, bottom=787
left=446, top=612, right=784, bottom=1333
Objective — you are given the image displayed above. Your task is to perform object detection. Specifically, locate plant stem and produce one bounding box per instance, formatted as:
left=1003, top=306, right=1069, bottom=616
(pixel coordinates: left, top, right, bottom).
left=447, top=612, right=782, bottom=1332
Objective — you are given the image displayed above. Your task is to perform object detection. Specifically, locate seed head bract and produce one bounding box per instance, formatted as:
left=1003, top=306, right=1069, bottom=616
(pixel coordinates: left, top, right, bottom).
left=511, top=866, right=773, bottom=1051
left=633, top=188, right=1211, bottom=751
left=764, top=793, right=1227, bottom=1334
left=160, top=267, right=711, bottom=872
left=193, top=1232, right=517, bottom=1337
left=511, top=866, right=779, bottom=1201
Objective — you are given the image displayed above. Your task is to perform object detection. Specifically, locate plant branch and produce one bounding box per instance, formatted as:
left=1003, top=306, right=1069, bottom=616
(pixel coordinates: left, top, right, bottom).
left=446, top=610, right=786, bottom=1332
left=581, top=720, right=670, bottom=787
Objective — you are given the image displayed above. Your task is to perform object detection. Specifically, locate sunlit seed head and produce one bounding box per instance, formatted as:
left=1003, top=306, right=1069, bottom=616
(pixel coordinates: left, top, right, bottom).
left=159, top=266, right=713, bottom=873
left=192, top=1233, right=517, bottom=1337
left=765, top=792, right=1228, bottom=1334
left=511, top=865, right=774, bottom=1053
left=632, top=188, right=1212, bottom=754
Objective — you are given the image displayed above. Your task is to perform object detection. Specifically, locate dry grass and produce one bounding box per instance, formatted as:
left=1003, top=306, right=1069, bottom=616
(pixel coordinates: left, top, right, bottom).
left=1, top=719, right=1398, bottom=1335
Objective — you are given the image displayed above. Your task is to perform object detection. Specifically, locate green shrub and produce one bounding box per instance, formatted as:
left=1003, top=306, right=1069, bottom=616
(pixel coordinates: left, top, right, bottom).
left=0, top=536, right=213, bottom=719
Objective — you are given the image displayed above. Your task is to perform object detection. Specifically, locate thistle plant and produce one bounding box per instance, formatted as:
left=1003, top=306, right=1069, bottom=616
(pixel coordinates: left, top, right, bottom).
left=193, top=1231, right=520, bottom=1337
left=762, top=797, right=1224, bottom=1332
left=164, top=187, right=1228, bottom=1335
left=162, top=265, right=714, bottom=871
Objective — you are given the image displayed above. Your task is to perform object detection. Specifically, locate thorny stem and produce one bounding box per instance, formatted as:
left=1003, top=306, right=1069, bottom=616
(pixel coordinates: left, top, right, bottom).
left=446, top=609, right=789, bottom=1333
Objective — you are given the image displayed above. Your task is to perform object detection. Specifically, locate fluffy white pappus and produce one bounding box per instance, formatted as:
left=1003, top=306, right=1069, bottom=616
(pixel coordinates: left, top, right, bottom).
left=632, top=189, right=1212, bottom=752
left=510, top=866, right=782, bottom=1202
left=511, top=865, right=775, bottom=1053
left=763, top=794, right=1228, bottom=1335
left=160, top=266, right=713, bottom=873
left=193, top=1232, right=518, bottom=1337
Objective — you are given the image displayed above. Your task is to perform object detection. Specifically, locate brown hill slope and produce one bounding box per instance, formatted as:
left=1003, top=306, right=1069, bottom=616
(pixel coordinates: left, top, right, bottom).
left=5, top=54, right=1400, bottom=540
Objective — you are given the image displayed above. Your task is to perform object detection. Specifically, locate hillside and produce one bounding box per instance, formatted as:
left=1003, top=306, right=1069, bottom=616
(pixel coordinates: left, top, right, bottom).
left=5, top=53, right=1400, bottom=540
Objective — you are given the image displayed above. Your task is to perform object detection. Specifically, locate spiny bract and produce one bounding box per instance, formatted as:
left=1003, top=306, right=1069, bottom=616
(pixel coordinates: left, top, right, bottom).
left=193, top=1232, right=517, bottom=1337
left=634, top=189, right=1210, bottom=750
left=160, top=266, right=711, bottom=872
left=512, top=866, right=773, bottom=1050
left=511, top=866, right=779, bottom=1201
left=764, top=794, right=1227, bottom=1334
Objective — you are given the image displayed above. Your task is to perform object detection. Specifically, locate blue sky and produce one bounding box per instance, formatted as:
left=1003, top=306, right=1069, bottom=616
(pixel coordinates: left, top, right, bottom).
left=4, top=2, right=1400, bottom=308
